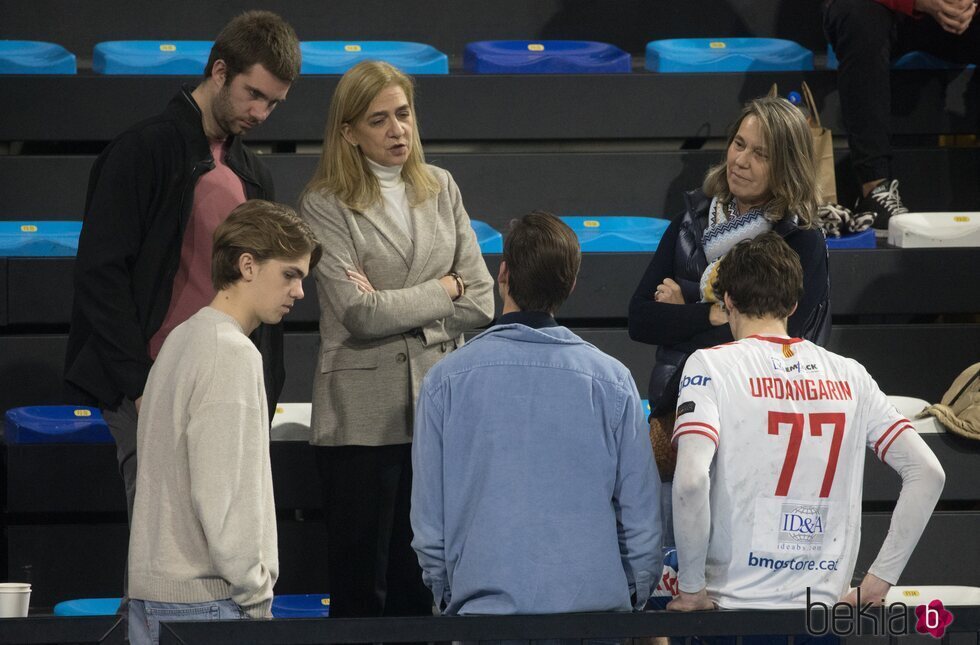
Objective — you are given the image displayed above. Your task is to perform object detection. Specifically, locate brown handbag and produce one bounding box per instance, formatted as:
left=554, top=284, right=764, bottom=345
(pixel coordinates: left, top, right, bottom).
left=649, top=412, right=677, bottom=482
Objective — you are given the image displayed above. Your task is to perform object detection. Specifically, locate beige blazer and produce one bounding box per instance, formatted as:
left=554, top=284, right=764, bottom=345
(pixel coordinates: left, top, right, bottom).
left=299, top=165, right=494, bottom=446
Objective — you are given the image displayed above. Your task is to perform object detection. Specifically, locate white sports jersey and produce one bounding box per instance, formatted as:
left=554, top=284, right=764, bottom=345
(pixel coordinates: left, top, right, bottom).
left=672, top=335, right=911, bottom=609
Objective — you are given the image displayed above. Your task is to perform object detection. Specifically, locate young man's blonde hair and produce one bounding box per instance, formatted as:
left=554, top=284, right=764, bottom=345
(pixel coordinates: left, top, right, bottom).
left=702, top=96, right=818, bottom=227
left=304, top=61, right=438, bottom=211
left=212, top=200, right=322, bottom=290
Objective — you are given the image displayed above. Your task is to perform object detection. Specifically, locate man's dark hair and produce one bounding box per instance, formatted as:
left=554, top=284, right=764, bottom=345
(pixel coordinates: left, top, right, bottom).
left=712, top=232, right=802, bottom=319
left=502, top=211, right=581, bottom=315
left=205, top=10, right=301, bottom=83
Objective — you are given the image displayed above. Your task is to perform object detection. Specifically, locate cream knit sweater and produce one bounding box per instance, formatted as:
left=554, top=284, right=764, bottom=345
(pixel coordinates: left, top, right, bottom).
left=128, top=306, right=278, bottom=618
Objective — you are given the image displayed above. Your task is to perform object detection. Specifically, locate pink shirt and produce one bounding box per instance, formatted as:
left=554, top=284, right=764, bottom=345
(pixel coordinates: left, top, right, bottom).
left=149, top=140, right=246, bottom=359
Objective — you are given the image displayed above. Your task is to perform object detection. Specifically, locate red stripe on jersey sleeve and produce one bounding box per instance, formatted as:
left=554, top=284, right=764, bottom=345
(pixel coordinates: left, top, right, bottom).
left=874, top=418, right=910, bottom=454
left=879, top=425, right=912, bottom=461
left=674, top=421, right=719, bottom=439
left=672, top=429, right=719, bottom=448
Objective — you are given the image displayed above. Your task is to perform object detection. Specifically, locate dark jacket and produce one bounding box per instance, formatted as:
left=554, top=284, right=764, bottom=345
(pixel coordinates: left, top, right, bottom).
left=64, top=88, right=284, bottom=417
left=874, top=0, right=915, bottom=16
left=628, top=189, right=831, bottom=417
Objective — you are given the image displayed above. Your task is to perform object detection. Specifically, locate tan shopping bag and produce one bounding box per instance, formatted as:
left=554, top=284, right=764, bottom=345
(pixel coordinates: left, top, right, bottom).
left=769, top=82, right=837, bottom=206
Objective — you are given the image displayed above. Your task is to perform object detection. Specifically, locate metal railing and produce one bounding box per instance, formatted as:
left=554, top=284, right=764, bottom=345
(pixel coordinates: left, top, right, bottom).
left=0, top=606, right=975, bottom=644
left=156, top=607, right=980, bottom=645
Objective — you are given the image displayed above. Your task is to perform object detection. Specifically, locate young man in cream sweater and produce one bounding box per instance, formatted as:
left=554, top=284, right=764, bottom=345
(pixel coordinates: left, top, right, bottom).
left=127, top=200, right=320, bottom=645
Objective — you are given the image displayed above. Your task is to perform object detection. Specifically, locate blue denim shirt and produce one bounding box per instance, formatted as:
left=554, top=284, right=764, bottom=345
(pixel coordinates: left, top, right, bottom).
left=411, top=322, right=663, bottom=615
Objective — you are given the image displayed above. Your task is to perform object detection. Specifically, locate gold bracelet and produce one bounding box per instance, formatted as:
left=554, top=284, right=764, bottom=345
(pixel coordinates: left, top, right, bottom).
left=450, top=272, right=465, bottom=300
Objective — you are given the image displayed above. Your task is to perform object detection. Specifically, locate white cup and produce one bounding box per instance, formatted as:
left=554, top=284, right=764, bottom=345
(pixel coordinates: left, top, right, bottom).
left=0, top=583, right=31, bottom=618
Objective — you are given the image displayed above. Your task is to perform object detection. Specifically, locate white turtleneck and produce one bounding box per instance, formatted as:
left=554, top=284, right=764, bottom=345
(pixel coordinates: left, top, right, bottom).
left=367, top=157, right=414, bottom=243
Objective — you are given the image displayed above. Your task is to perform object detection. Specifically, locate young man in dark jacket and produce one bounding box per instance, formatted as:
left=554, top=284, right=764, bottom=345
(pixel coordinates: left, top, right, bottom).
left=64, top=11, right=300, bottom=531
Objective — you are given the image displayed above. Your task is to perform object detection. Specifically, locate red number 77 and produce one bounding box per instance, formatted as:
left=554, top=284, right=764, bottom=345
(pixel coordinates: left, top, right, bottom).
left=768, top=411, right=845, bottom=498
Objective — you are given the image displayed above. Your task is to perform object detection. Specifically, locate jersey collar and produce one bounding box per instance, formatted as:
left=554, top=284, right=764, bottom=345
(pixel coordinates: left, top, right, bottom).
left=747, top=334, right=804, bottom=345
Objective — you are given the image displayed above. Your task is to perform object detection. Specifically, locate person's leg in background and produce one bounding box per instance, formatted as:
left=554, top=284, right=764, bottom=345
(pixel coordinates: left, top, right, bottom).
left=316, top=445, right=385, bottom=617
left=382, top=443, right=435, bottom=616
left=102, top=397, right=139, bottom=624
left=825, top=0, right=910, bottom=232
left=103, top=398, right=139, bottom=527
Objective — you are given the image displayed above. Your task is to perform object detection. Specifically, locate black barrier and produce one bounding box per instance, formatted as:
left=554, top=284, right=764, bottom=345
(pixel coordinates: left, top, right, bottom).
left=4, top=71, right=979, bottom=142
left=5, top=249, right=979, bottom=326
left=0, top=616, right=123, bottom=644
left=158, top=607, right=980, bottom=644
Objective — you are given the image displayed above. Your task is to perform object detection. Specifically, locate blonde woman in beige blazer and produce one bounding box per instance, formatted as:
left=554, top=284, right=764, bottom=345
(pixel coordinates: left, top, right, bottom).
left=299, top=61, right=494, bottom=618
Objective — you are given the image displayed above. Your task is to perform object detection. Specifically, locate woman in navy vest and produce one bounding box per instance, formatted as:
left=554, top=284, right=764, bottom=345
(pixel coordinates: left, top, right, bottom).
left=628, top=96, right=831, bottom=512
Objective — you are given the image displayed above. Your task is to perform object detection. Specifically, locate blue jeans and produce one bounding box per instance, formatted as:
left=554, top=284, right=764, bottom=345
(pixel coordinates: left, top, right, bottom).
left=129, top=598, right=247, bottom=645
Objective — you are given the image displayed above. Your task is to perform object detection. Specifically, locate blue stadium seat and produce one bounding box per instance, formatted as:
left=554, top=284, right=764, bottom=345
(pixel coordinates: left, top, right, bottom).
left=470, top=220, right=503, bottom=253
left=0, top=221, right=81, bottom=257
left=893, top=51, right=976, bottom=69
left=4, top=406, right=113, bottom=444
left=560, top=216, right=670, bottom=252
left=464, top=40, right=631, bottom=74
left=271, top=594, right=330, bottom=618
left=0, top=41, right=76, bottom=74
left=300, top=41, right=448, bottom=75
left=646, top=38, right=814, bottom=73
left=93, top=41, right=211, bottom=75
left=826, top=228, right=876, bottom=249
left=54, top=598, right=121, bottom=616
left=55, top=594, right=333, bottom=618
left=826, top=45, right=974, bottom=70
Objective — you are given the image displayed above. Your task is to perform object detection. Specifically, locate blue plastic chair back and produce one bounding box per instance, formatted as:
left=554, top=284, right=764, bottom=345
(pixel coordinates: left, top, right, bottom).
left=826, top=45, right=973, bottom=70
left=53, top=598, right=122, bottom=616
left=301, top=41, right=448, bottom=75
left=0, top=41, right=76, bottom=74
left=93, top=41, right=212, bottom=75
left=470, top=220, right=503, bottom=253
left=464, top=40, right=631, bottom=74
left=826, top=228, right=876, bottom=249
left=0, top=221, right=81, bottom=257
left=4, top=406, right=113, bottom=444
left=893, top=51, right=974, bottom=69
left=560, top=216, right=669, bottom=252
left=646, top=38, right=814, bottom=73
left=272, top=594, right=330, bottom=618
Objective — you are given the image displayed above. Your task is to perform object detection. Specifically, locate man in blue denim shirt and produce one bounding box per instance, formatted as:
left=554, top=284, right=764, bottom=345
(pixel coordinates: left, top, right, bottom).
left=411, top=211, right=663, bottom=615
